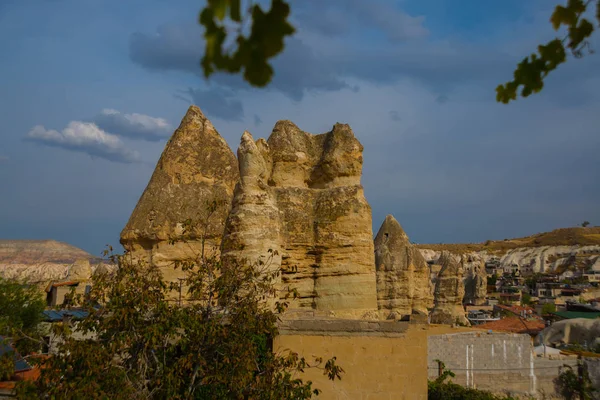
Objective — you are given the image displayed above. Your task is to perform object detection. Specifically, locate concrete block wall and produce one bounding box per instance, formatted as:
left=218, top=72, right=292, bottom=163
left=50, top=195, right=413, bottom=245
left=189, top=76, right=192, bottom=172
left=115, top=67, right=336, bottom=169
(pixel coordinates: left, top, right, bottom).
left=428, top=331, right=578, bottom=399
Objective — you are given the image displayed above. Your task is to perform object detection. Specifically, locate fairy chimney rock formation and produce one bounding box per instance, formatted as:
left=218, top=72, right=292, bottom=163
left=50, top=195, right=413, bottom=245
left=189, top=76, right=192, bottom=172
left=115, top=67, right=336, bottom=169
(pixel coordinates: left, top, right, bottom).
left=120, top=106, right=239, bottom=281
left=222, top=121, right=378, bottom=319
left=374, top=215, right=433, bottom=319
left=463, top=260, right=488, bottom=306
left=430, top=251, right=470, bottom=325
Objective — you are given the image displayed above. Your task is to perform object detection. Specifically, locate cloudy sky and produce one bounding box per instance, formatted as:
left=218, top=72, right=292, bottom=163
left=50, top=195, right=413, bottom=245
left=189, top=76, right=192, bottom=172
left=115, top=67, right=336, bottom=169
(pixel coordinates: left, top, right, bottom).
left=1, top=0, right=599, bottom=256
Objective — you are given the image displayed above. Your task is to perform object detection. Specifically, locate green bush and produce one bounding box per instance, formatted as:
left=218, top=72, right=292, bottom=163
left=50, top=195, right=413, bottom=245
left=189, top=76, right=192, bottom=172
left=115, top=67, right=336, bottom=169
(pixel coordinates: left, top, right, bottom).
left=428, top=379, right=518, bottom=400
left=428, top=361, right=518, bottom=400
left=542, top=303, right=557, bottom=315
left=0, top=352, right=15, bottom=381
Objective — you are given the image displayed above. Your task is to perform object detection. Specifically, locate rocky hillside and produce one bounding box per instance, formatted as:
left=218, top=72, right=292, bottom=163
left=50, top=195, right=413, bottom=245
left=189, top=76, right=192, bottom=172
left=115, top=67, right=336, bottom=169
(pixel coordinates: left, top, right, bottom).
left=417, top=227, right=600, bottom=274
left=0, top=239, right=104, bottom=283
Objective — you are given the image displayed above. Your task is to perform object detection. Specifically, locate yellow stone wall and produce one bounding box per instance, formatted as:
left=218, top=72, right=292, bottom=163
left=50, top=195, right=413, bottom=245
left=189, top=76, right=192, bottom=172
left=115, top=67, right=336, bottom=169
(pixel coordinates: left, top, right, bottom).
left=274, top=320, right=429, bottom=400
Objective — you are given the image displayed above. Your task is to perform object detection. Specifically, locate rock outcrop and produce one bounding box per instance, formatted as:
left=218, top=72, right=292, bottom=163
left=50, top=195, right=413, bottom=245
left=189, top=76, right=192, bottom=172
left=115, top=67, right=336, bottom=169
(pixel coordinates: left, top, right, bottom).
left=374, top=215, right=432, bottom=319
left=67, top=259, right=92, bottom=281
left=120, top=106, right=239, bottom=282
left=222, top=121, right=378, bottom=319
left=463, top=260, right=487, bottom=306
left=430, top=252, right=469, bottom=325
left=536, top=318, right=600, bottom=349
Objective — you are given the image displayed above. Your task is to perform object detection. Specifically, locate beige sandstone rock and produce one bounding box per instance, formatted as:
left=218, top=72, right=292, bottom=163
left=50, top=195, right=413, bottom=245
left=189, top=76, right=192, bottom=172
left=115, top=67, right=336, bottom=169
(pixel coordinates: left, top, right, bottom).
left=222, top=121, right=378, bottom=319
left=463, top=260, right=487, bottom=306
left=120, top=106, right=239, bottom=283
left=430, top=252, right=470, bottom=325
left=67, top=259, right=92, bottom=281
left=374, top=215, right=433, bottom=319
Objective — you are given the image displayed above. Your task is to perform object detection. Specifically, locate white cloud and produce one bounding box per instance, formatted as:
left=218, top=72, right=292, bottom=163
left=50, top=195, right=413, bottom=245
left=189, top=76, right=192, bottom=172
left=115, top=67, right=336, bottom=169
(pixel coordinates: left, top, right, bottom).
left=93, top=109, right=172, bottom=141
left=26, top=121, right=140, bottom=163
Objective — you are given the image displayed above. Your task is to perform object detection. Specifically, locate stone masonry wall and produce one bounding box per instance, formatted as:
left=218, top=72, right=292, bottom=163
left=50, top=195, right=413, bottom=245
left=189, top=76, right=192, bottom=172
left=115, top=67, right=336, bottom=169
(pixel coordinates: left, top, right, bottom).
left=428, top=332, right=578, bottom=399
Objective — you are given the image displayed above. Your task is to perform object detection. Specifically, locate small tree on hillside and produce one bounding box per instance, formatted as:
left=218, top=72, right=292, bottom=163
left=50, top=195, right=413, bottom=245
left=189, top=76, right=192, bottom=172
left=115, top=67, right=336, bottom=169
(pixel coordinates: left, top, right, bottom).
left=542, top=302, right=557, bottom=315
left=521, top=292, right=532, bottom=306
left=554, top=360, right=596, bottom=400
left=581, top=221, right=590, bottom=227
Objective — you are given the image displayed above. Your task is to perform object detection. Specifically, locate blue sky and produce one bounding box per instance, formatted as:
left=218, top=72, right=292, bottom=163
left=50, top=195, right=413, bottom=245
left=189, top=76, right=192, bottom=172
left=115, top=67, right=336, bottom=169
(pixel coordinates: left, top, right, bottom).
left=1, top=0, right=599, bottom=256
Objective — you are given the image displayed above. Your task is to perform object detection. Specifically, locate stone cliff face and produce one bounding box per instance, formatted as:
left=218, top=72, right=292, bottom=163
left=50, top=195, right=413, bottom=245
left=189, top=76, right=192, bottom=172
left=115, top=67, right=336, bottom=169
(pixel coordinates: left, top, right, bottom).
left=120, top=106, right=239, bottom=281
left=222, top=121, right=378, bottom=319
left=374, top=215, right=432, bottom=318
left=0, top=239, right=103, bottom=283
left=420, top=245, right=600, bottom=275
left=418, top=226, right=600, bottom=275
left=430, top=252, right=469, bottom=326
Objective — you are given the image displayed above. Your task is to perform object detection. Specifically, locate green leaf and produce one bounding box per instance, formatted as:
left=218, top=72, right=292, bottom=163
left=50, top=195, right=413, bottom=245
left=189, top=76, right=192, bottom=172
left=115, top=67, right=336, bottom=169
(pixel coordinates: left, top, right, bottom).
left=568, top=18, right=595, bottom=49
left=198, top=0, right=295, bottom=87
left=551, top=5, right=576, bottom=30
left=208, top=0, right=227, bottom=21
left=567, top=0, right=587, bottom=14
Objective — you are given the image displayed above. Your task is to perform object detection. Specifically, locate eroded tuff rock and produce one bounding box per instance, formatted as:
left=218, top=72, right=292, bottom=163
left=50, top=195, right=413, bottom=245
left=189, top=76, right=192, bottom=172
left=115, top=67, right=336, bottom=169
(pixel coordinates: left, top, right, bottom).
left=430, top=252, right=470, bottom=325
left=463, top=260, right=487, bottom=306
left=374, top=215, right=433, bottom=318
left=120, top=106, right=239, bottom=281
left=222, top=121, right=378, bottom=318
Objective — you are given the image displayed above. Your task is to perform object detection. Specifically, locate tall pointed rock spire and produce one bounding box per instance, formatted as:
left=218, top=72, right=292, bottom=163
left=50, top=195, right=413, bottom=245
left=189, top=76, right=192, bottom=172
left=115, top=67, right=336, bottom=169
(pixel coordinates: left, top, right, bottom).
left=120, top=106, right=239, bottom=281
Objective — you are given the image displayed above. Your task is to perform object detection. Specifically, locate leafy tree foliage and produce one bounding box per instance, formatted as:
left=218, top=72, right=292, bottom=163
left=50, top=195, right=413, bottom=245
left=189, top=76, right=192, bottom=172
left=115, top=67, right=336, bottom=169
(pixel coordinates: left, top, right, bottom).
left=521, top=292, right=532, bottom=306
left=199, top=0, right=295, bottom=87
left=17, top=248, right=343, bottom=399
left=581, top=221, right=590, bottom=227
left=554, top=361, right=596, bottom=400
left=497, top=0, right=599, bottom=103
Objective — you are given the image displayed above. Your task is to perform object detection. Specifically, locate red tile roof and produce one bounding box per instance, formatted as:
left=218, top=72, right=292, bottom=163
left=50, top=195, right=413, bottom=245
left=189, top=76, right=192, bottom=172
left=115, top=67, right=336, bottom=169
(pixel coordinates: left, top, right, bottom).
left=0, top=355, right=47, bottom=389
left=476, top=317, right=545, bottom=334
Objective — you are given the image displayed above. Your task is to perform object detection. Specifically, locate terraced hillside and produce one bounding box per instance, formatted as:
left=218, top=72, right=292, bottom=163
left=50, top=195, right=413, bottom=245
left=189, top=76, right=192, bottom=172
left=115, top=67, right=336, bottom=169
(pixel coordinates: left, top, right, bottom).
left=0, top=239, right=104, bottom=283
